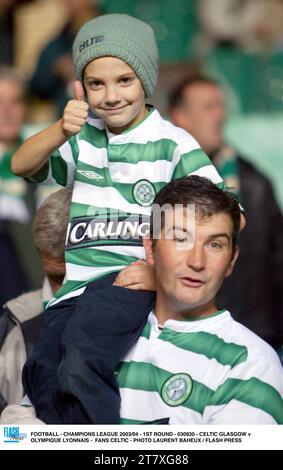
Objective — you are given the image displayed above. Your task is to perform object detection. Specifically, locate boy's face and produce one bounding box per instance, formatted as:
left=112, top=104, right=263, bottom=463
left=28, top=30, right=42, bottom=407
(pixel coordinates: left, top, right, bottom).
left=83, top=57, right=147, bottom=134
left=144, top=210, right=239, bottom=319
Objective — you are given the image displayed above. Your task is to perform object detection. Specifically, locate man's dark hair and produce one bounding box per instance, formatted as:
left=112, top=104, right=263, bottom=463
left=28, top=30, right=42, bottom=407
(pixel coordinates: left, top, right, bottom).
left=150, top=175, right=240, bottom=252
left=168, top=74, right=219, bottom=112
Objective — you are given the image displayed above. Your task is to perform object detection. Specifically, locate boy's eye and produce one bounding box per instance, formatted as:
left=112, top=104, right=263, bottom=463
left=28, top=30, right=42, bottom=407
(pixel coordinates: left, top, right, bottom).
left=119, top=77, right=133, bottom=85
left=88, top=81, right=102, bottom=89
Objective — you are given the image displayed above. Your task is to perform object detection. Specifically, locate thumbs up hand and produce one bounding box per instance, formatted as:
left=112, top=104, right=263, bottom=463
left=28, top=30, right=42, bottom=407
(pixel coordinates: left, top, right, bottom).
left=62, top=81, right=89, bottom=137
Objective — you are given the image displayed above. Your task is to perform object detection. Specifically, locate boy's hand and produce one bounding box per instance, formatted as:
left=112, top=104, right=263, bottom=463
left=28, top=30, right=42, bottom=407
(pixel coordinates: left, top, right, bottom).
left=62, top=81, right=89, bottom=137
left=113, top=260, right=156, bottom=291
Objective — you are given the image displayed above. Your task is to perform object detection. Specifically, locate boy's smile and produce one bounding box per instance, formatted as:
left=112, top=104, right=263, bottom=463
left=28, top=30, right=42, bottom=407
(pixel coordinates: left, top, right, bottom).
left=83, top=57, right=148, bottom=134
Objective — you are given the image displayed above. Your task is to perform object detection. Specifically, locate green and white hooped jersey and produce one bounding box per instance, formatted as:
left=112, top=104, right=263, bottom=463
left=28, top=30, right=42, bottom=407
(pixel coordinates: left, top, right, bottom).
left=118, top=310, right=283, bottom=424
left=30, top=107, right=224, bottom=306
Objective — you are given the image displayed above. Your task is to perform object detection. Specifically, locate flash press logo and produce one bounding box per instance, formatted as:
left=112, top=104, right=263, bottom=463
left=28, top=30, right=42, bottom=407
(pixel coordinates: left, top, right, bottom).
left=4, top=427, right=27, bottom=443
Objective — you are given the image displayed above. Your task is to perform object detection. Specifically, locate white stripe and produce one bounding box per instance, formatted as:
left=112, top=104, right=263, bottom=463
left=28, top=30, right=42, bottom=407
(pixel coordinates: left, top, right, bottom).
left=93, top=245, right=146, bottom=259
left=123, top=336, right=230, bottom=391
left=109, top=159, right=173, bottom=183
left=78, top=140, right=109, bottom=168
left=65, top=263, right=124, bottom=281
left=189, top=164, right=223, bottom=184
left=203, top=400, right=277, bottom=424
left=59, top=140, right=76, bottom=186
left=72, top=181, right=151, bottom=216
left=120, top=388, right=201, bottom=424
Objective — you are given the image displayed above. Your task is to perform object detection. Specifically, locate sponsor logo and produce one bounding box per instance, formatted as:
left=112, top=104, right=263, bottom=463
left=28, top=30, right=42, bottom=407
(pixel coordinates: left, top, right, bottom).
left=133, top=180, right=156, bottom=207
left=79, top=35, right=104, bottom=53
left=67, top=214, right=150, bottom=249
left=161, top=373, right=193, bottom=407
left=4, top=427, right=27, bottom=443
left=77, top=170, right=104, bottom=180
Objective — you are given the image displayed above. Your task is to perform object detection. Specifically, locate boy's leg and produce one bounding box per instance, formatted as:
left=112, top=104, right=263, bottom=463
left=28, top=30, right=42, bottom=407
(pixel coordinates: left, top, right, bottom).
left=56, top=272, right=156, bottom=424
left=22, top=297, right=77, bottom=424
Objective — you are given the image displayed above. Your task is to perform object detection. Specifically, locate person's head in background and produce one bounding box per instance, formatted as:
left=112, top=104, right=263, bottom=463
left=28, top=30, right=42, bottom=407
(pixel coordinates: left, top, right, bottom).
left=64, top=0, right=99, bottom=30
left=72, top=13, right=159, bottom=134
left=168, top=75, right=226, bottom=158
left=0, top=66, right=26, bottom=149
left=33, top=187, right=72, bottom=295
left=144, top=175, right=240, bottom=324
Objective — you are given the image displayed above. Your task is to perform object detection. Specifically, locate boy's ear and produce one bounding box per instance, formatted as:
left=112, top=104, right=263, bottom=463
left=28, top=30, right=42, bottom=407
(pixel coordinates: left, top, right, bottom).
left=225, top=246, right=239, bottom=278
left=143, top=237, right=155, bottom=266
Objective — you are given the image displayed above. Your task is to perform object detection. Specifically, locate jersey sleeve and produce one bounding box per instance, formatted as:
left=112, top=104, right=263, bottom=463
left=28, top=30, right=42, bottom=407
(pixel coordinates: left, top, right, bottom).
left=26, top=136, right=78, bottom=188
left=172, top=140, right=244, bottom=211
left=172, top=140, right=225, bottom=187
left=205, top=353, right=283, bottom=424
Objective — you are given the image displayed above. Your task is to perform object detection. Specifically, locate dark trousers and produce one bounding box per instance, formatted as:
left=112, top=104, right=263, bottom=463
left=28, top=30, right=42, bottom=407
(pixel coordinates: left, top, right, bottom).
left=22, top=272, right=156, bottom=424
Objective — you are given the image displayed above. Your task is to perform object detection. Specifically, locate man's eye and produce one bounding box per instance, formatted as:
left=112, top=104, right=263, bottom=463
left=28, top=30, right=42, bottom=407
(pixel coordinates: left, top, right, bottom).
left=175, top=236, right=187, bottom=243
left=209, top=241, right=222, bottom=249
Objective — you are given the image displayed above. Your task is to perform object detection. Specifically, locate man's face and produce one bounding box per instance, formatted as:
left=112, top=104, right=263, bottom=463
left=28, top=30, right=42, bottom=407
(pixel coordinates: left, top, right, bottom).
left=171, top=83, right=226, bottom=155
left=0, top=79, right=25, bottom=145
left=83, top=57, right=147, bottom=134
left=144, top=209, right=238, bottom=318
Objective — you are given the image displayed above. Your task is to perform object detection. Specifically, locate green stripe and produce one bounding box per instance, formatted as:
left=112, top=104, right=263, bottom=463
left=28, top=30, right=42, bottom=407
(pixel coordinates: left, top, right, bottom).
left=66, top=247, right=138, bottom=268
left=50, top=154, right=68, bottom=186
left=210, top=377, right=283, bottom=424
left=120, top=418, right=149, bottom=424
left=140, top=322, right=151, bottom=339
left=69, top=136, right=79, bottom=164
left=53, top=270, right=120, bottom=300
left=79, top=123, right=107, bottom=148
left=172, top=149, right=213, bottom=179
left=108, top=140, right=177, bottom=164
left=117, top=361, right=212, bottom=415
left=159, top=329, right=248, bottom=368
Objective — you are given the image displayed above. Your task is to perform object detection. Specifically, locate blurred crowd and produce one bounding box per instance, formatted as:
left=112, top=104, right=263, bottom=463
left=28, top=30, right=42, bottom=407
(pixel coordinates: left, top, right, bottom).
left=0, top=0, right=282, bottom=410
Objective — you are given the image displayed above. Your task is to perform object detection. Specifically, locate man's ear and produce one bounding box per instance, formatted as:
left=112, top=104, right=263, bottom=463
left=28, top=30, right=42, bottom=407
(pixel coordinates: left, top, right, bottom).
left=225, top=246, right=239, bottom=278
left=143, top=237, right=155, bottom=266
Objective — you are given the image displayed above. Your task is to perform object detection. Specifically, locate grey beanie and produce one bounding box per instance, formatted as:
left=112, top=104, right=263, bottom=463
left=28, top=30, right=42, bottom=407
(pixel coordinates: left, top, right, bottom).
left=72, top=14, right=159, bottom=98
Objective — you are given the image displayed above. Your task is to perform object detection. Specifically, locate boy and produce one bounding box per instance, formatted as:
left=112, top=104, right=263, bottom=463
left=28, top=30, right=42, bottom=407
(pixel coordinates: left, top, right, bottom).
left=12, top=14, right=231, bottom=424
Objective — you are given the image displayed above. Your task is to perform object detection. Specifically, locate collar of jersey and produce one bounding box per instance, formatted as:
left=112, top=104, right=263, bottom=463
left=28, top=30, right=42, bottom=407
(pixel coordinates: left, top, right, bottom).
left=105, top=105, right=157, bottom=142
left=148, top=308, right=230, bottom=333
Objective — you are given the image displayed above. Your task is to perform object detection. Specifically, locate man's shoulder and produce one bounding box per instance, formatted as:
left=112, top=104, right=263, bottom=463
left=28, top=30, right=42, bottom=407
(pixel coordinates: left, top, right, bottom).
left=222, top=313, right=281, bottom=367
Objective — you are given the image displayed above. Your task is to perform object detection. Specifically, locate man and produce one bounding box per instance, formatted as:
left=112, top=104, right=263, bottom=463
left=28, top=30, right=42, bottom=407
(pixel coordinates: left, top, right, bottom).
left=0, top=188, right=71, bottom=412
left=2, top=176, right=282, bottom=424
left=0, top=66, right=32, bottom=305
left=169, top=75, right=283, bottom=351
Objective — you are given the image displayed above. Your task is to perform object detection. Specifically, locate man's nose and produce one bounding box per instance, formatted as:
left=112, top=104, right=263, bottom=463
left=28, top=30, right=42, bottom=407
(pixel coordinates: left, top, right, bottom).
left=185, top=244, right=205, bottom=272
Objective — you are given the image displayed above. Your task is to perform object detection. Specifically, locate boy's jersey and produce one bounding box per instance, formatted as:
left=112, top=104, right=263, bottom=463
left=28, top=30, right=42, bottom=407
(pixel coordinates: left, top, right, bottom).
left=118, top=310, right=283, bottom=424
left=29, top=107, right=224, bottom=306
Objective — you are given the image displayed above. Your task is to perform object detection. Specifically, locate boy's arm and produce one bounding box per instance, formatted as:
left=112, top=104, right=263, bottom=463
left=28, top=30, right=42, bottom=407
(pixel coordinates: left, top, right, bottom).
left=11, top=81, right=89, bottom=179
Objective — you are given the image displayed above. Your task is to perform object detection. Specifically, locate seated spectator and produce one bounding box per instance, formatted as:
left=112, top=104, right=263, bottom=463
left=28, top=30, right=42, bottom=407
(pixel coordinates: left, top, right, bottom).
left=0, top=187, right=71, bottom=412
left=0, top=66, right=32, bottom=306
left=169, top=74, right=283, bottom=351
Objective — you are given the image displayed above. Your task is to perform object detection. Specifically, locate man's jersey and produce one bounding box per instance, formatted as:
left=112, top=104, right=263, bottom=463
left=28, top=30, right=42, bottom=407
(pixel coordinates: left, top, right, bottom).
left=118, top=310, right=283, bottom=424
left=29, top=107, right=224, bottom=305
